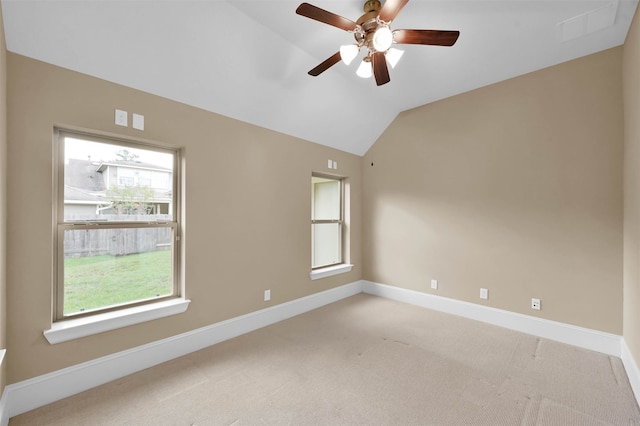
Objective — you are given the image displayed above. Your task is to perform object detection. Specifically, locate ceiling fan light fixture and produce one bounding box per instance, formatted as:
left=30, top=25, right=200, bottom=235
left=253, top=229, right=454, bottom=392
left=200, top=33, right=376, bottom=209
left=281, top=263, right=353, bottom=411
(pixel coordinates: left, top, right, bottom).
left=339, top=44, right=360, bottom=65
left=385, top=47, right=404, bottom=68
left=372, top=26, right=393, bottom=52
left=356, top=58, right=373, bottom=78
left=295, top=0, right=460, bottom=86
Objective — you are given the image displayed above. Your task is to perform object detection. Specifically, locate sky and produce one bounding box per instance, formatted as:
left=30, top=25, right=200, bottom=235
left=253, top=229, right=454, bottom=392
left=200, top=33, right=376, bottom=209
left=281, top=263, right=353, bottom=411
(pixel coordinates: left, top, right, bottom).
left=64, top=137, right=174, bottom=169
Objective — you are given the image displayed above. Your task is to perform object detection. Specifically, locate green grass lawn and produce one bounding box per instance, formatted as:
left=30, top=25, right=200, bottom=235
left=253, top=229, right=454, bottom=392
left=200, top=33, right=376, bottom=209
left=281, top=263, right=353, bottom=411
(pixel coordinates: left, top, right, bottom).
left=64, top=250, right=172, bottom=315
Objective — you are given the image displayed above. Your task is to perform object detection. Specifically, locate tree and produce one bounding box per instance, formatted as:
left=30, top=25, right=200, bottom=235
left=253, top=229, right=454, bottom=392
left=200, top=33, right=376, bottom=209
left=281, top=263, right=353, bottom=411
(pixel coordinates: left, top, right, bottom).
left=115, top=149, right=139, bottom=162
left=106, top=184, right=155, bottom=215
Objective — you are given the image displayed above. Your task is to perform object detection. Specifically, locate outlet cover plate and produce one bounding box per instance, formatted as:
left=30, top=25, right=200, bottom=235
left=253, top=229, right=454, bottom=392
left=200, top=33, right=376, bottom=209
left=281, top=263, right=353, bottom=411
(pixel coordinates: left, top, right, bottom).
left=132, top=113, right=144, bottom=130
left=532, top=298, right=541, bottom=310
left=431, top=279, right=438, bottom=290
left=480, top=288, right=489, bottom=300
left=115, top=109, right=128, bottom=127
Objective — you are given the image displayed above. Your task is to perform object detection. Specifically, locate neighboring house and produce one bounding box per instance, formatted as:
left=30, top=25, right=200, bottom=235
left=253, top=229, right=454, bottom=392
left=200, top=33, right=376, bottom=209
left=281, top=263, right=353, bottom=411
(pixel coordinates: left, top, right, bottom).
left=63, top=184, right=111, bottom=217
left=64, top=158, right=172, bottom=219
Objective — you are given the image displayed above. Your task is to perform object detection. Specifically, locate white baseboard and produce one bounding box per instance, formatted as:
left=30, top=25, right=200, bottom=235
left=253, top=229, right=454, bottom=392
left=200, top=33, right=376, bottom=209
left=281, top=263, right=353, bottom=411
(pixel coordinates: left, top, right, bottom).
left=364, top=282, right=640, bottom=413
left=621, top=339, right=640, bottom=406
left=362, top=281, right=622, bottom=357
left=0, top=280, right=364, bottom=422
left=0, top=390, right=6, bottom=426
left=1, top=279, right=637, bottom=424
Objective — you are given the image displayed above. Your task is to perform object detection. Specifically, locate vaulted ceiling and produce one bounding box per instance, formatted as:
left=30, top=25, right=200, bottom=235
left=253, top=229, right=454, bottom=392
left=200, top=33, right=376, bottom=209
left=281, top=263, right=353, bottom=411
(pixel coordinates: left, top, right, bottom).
left=2, top=0, right=638, bottom=155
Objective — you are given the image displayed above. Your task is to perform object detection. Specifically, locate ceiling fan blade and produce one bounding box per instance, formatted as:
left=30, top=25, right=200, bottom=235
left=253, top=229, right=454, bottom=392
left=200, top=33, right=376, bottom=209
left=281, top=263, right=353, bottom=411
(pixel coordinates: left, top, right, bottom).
left=393, top=29, right=460, bottom=46
left=296, top=3, right=358, bottom=32
left=371, top=52, right=390, bottom=86
left=308, top=52, right=342, bottom=76
left=378, top=0, right=409, bottom=23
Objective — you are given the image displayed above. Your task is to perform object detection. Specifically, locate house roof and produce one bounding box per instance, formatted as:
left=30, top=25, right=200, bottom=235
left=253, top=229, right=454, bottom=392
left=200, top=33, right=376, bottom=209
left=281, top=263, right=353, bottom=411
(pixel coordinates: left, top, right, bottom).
left=65, top=158, right=106, bottom=193
left=95, top=160, right=171, bottom=173
left=63, top=185, right=109, bottom=205
left=2, top=0, right=638, bottom=155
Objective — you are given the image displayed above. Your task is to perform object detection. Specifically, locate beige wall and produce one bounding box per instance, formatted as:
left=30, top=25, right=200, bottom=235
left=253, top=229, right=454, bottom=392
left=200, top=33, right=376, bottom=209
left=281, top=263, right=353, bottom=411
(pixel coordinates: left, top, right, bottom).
left=362, top=47, right=624, bottom=334
left=624, top=8, right=640, bottom=366
left=2, top=15, right=633, bottom=386
left=6, top=53, right=362, bottom=384
left=0, top=1, right=8, bottom=391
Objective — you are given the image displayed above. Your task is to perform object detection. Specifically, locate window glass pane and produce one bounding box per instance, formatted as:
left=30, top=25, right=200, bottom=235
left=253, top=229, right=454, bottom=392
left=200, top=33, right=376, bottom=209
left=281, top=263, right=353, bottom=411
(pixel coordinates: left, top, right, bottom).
left=63, top=226, right=173, bottom=315
left=312, top=177, right=340, bottom=220
left=63, top=137, right=174, bottom=222
left=312, top=223, right=341, bottom=268
left=57, top=131, right=180, bottom=320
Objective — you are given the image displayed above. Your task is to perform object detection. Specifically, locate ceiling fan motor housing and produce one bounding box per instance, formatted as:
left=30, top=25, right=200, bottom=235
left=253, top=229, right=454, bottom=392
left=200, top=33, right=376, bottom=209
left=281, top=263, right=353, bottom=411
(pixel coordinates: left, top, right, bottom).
left=356, top=0, right=389, bottom=52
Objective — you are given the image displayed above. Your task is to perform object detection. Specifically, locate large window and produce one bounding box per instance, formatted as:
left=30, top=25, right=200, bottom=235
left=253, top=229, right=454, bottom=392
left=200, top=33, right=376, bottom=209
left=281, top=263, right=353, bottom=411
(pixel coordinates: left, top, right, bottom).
left=54, top=130, right=181, bottom=320
left=312, top=174, right=343, bottom=269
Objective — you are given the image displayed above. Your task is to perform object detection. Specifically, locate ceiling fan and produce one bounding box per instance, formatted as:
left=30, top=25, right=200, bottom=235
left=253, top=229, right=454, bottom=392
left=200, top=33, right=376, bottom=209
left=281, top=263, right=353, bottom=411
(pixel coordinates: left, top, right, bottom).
left=296, top=0, right=460, bottom=86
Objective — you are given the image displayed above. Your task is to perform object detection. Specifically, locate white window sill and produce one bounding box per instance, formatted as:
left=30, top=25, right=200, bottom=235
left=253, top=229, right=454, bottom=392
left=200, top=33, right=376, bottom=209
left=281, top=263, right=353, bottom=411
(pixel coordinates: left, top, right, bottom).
left=44, top=298, right=191, bottom=344
left=310, top=264, right=353, bottom=280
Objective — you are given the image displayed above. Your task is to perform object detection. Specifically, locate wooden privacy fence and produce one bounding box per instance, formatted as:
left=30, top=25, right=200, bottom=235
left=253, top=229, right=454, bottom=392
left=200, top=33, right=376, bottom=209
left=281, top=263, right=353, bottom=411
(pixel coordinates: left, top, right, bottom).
left=64, top=214, right=172, bottom=258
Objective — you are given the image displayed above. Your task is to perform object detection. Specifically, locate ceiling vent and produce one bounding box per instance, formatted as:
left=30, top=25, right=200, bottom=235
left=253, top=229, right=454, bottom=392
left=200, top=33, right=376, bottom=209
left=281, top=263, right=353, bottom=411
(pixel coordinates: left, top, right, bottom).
left=558, top=0, right=619, bottom=42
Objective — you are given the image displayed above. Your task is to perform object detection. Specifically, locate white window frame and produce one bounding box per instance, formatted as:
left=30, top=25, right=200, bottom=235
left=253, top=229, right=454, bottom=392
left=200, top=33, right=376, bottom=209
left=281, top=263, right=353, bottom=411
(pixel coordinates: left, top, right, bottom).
left=52, top=129, right=185, bottom=325
left=310, top=173, right=352, bottom=280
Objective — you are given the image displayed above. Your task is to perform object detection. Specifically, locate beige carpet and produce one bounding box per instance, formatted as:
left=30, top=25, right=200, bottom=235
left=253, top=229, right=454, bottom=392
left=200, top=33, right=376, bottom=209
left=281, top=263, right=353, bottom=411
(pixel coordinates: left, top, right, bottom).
left=10, top=294, right=640, bottom=425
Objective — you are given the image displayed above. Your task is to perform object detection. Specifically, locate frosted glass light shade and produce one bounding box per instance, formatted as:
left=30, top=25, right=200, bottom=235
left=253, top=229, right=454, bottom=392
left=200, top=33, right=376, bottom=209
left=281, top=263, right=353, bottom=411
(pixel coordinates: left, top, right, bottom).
left=386, top=48, right=404, bottom=68
left=339, top=45, right=359, bottom=65
left=356, top=59, right=372, bottom=78
left=373, top=26, right=393, bottom=52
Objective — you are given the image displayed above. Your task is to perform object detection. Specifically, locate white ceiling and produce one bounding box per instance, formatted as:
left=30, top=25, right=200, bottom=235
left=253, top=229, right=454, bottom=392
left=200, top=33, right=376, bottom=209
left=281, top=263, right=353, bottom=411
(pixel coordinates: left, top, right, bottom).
left=1, top=0, right=638, bottom=155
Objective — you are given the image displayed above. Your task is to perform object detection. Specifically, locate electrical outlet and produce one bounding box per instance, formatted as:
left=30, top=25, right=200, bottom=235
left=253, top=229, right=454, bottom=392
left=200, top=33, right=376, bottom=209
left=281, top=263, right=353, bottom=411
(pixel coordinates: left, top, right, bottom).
left=480, top=288, right=489, bottom=300
left=531, top=298, right=541, bottom=310
left=431, top=279, right=438, bottom=290
left=264, top=289, right=271, bottom=302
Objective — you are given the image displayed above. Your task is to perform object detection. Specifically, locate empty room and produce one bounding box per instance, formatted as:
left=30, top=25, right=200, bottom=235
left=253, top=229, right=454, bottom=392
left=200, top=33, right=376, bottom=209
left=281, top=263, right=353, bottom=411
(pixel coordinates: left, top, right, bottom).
left=1, top=0, right=640, bottom=424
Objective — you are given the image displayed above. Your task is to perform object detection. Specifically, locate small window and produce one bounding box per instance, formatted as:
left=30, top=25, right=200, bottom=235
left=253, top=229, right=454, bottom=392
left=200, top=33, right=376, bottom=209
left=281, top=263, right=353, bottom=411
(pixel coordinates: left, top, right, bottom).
left=54, top=130, right=181, bottom=320
left=312, top=174, right=343, bottom=269
left=118, top=176, right=135, bottom=186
